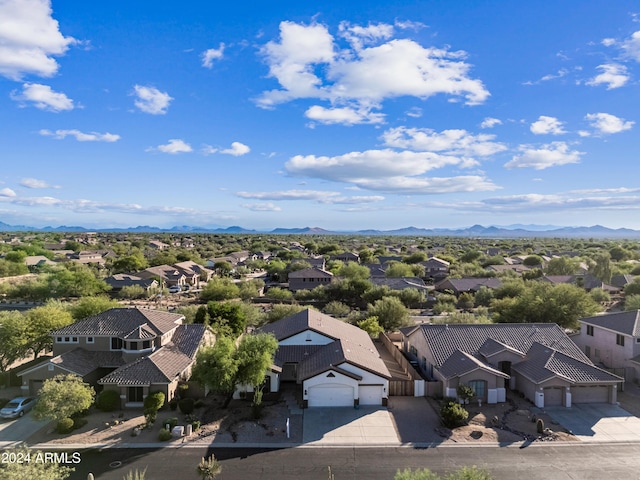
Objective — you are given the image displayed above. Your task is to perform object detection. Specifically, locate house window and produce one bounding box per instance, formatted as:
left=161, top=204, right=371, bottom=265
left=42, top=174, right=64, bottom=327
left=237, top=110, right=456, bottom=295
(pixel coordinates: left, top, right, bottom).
left=127, top=386, right=144, bottom=402
left=111, top=337, right=123, bottom=350
left=129, top=341, right=138, bottom=350
left=57, top=336, right=78, bottom=344
left=586, top=325, right=594, bottom=336
left=585, top=345, right=591, bottom=358
left=142, top=340, right=151, bottom=349
left=636, top=338, right=640, bottom=344
left=86, top=337, right=94, bottom=344
left=468, top=380, right=487, bottom=401
left=616, top=334, right=625, bottom=346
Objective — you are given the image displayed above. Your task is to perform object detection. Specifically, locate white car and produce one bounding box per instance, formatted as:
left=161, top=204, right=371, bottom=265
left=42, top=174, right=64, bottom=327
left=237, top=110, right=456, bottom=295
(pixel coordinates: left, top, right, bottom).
left=168, top=285, right=182, bottom=293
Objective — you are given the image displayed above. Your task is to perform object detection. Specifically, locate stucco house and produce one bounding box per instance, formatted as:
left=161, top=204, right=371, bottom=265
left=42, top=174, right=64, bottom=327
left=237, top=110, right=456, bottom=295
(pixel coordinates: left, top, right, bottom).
left=105, top=274, right=158, bottom=293
left=19, top=308, right=209, bottom=407
left=434, top=277, right=503, bottom=296
left=401, top=323, right=622, bottom=408
left=288, top=267, right=334, bottom=292
left=575, top=310, right=640, bottom=382
left=259, top=309, right=390, bottom=407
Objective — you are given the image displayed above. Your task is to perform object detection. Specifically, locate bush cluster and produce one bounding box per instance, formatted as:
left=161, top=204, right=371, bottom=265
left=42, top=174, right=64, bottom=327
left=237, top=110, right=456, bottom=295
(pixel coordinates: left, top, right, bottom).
left=440, top=400, right=469, bottom=428
left=96, top=389, right=120, bottom=412
left=158, top=428, right=172, bottom=441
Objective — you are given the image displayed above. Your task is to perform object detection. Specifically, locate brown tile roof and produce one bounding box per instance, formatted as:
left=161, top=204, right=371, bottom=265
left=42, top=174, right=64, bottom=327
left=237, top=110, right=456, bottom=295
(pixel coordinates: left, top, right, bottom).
left=297, top=340, right=388, bottom=381
left=52, top=308, right=183, bottom=337
left=19, top=349, right=125, bottom=378
left=580, top=310, right=640, bottom=337
left=438, top=349, right=510, bottom=380
left=99, top=324, right=206, bottom=386
left=409, top=323, right=588, bottom=368
left=512, top=342, right=622, bottom=384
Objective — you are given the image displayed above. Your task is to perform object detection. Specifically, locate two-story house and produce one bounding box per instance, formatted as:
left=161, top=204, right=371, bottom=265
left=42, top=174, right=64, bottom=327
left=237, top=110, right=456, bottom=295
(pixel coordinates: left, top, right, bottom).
left=19, top=308, right=209, bottom=408
left=575, top=310, right=640, bottom=382
left=287, top=267, right=334, bottom=292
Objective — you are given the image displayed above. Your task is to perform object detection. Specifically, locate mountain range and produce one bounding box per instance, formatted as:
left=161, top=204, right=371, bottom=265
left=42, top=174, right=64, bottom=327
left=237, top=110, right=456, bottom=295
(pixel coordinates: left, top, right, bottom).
left=1, top=221, right=640, bottom=239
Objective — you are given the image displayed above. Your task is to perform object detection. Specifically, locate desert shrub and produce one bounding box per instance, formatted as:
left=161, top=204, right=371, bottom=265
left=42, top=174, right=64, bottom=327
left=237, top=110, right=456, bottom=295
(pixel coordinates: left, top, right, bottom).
left=55, top=417, right=75, bottom=434
left=179, top=397, right=195, bottom=415
left=440, top=400, right=468, bottom=428
left=158, top=428, right=172, bottom=441
left=169, top=399, right=178, bottom=411
left=191, top=420, right=201, bottom=431
left=73, top=417, right=88, bottom=430
left=178, top=383, right=189, bottom=399
left=143, top=391, right=165, bottom=422
left=96, top=389, right=121, bottom=412
left=164, top=417, right=179, bottom=430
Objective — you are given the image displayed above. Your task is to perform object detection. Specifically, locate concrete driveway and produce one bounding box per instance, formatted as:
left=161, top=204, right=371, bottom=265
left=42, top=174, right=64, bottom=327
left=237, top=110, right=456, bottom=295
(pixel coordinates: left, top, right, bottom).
left=0, top=412, right=51, bottom=448
left=303, top=406, right=399, bottom=445
left=545, top=403, right=640, bottom=443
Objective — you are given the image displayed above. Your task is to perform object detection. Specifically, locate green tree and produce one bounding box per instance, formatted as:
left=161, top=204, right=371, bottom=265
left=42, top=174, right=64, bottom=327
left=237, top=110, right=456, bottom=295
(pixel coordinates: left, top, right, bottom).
left=367, top=296, right=410, bottom=331
left=591, top=252, right=613, bottom=283
left=46, top=263, right=111, bottom=298
left=4, top=250, right=27, bottom=263
left=491, top=281, right=599, bottom=328
left=403, top=252, right=428, bottom=264
left=609, top=245, right=630, bottom=262
left=522, top=255, right=543, bottom=267
left=192, top=333, right=278, bottom=408
left=0, top=311, right=29, bottom=381
left=0, top=447, right=74, bottom=480
left=395, top=466, right=494, bottom=480
left=119, top=284, right=147, bottom=299
left=0, top=259, right=29, bottom=277
left=33, top=374, right=95, bottom=422
left=357, top=316, right=384, bottom=338
left=111, top=252, right=148, bottom=274
left=213, top=261, right=233, bottom=277
left=25, top=303, right=74, bottom=358
left=205, top=301, right=247, bottom=338
left=460, top=250, right=482, bottom=263
left=624, top=279, right=640, bottom=297
left=238, top=278, right=264, bottom=300
left=545, top=257, right=579, bottom=276
left=590, top=288, right=610, bottom=304
left=624, top=294, right=640, bottom=311
left=337, top=261, right=371, bottom=280
left=68, top=295, right=119, bottom=320
left=322, top=301, right=351, bottom=317
left=200, top=278, right=240, bottom=301
left=457, top=292, right=475, bottom=310
left=266, top=259, right=287, bottom=282
left=474, top=286, right=494, bottom=307
left=395, top=288, right=426, bottom=309
left=264, top=287, right=294, bottom=302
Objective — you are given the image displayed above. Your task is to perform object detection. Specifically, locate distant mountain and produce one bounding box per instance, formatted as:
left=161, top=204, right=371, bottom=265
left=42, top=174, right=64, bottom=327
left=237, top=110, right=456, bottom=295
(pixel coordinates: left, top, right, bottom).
left=1, top=220, right=640, bottom=238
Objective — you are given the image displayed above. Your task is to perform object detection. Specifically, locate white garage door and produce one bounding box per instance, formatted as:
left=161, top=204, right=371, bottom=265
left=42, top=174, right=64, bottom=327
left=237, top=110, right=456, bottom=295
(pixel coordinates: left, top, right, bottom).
left=543, top=387, right=563, bottom=406
left=308, top=384, right=353, bottom=407
left=572, top=386, right=609, bottom=403
left=359, top=385, right=383, bottom=406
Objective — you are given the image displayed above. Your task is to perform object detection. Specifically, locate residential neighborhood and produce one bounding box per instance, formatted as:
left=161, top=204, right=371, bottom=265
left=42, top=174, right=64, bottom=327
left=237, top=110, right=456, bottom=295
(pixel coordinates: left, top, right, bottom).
left=1, top=230, right=640, bottom=480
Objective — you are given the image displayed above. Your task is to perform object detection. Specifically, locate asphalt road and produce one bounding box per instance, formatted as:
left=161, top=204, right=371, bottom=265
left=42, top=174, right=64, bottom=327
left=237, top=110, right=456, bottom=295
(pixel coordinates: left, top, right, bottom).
left=64, top=444, right=640, bottom=480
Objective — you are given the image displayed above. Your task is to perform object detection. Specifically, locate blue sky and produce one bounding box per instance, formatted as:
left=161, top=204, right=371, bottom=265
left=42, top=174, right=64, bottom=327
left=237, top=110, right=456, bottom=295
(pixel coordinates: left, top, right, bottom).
left=1, top=0, right=640, bottom=230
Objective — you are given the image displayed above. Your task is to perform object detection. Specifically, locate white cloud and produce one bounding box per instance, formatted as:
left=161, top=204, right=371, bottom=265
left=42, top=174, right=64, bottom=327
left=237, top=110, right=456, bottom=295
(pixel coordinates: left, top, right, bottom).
left=586, top=63, right=629, bottom=89
left=540, top=68, right=568, bottom=81
left=132, top=85, right=173, bottom=114
left=382, top=127, right=506, bottom=157
left=480, top=117, right=502, bottom=129
left=241, top=202, right=281, bottom=212
left=352, top=175, right=499, bottom=194
left=0, top=0, right=76, bottom=80
left=505, top=142, right=584, bottom=170
left=620, top=30, right=640, bottom=61
left=10, top=83, right=74, bottom=111
left=601, top=38, right=616, bottom=47
left=530, top=116, right=566, bottom=135
left=0, top=188, right=16, bottom=197
left=305, top=105, right=385, bottom=125
left=236, top=190, right=340, bottom=201
left=338, top=21, right=394, bottom=50
left=20, top=178, right=57, bottom=189
left=319, top=195, right=385, bottom=204
left=220, top=142, right=250, bottom=156
left=406, top=107, right=422, bottom=118
left=201, top=145, right=218, bottom=155
left=585, top=113, right=634, bottom=134
left=202, top=43, right=225, bottom=68
left=39, top=129, right=120, bottom=142
left=149, top=139, right=192, bottom=154
left=257, top=20, right=489, bottom=115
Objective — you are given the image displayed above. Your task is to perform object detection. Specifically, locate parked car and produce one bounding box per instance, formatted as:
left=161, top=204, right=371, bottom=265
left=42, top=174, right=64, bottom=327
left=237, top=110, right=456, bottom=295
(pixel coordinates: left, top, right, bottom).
left=168, top=285, right=182, bottom=293
left=0, top=397, right=36, bottom=419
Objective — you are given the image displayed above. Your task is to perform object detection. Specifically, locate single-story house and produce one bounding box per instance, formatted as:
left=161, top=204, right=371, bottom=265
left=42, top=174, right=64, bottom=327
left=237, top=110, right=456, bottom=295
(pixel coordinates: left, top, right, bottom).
left=105, top=274, right=158, bottom=293
left=401, top=323, right=622, bottom=408
left=259, top=309, right=390, bottom=407
left=434, top=277, right=503, bottom=296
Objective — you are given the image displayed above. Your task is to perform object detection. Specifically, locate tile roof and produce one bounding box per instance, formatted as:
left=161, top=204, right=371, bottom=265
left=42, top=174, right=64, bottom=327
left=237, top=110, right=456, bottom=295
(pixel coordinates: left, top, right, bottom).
left=99, top=324, right=206, bottom=386
left=288, top=267, right=333, bottom=279
left=409, top=323, right=588, bottom=368
left=580, top=310, right=640, bottom=336
left=52, top=308, right=183, bottom=338
left=20, top=349, right=125, bottom=378
left=261, top=309, right=390, bottom=380
left=435, top=277, right=503, bottom=292
left=274, top=345, right=324, bottom=366
left=477, top=338, right=525, bottom=358
left=438, top=349, right=509, bottom=380
left=512, top=342, right=622, bottom=384
left=370, top=277, right=428, bottom=291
